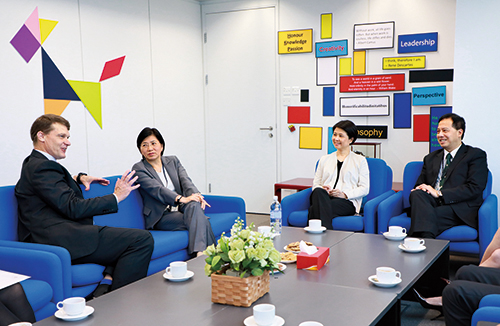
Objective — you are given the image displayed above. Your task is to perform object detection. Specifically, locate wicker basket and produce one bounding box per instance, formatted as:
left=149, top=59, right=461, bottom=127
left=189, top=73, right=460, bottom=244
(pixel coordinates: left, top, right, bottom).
left=211, top=272, right=270, bottom=307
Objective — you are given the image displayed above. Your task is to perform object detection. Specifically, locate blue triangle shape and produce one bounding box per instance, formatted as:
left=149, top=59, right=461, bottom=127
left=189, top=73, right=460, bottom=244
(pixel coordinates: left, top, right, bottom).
left=41, top=48, right=80, bottom=101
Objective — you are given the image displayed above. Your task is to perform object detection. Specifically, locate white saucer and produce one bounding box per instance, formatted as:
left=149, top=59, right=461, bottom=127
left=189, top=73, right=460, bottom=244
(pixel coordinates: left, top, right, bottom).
left=368, top=275, right=402, bottom=288
left=383, top=232, right=407, bottom=241
left=280, top=259, right=296, bottom=264
left=270, top=263, right=286, bottom=274
left=55, top=306, right=94, bottom=321
left=398, top=244, right=426, bottom=253
left=163, top=270, right=194, bottom=282
left=244, top=315, right=285, bottom=326
left=304, top=226, right=327, bottom=233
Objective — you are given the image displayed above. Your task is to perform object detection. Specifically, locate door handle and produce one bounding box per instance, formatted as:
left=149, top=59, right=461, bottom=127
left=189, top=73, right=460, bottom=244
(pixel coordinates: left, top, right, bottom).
left=259, top=126, right=273, bottom=131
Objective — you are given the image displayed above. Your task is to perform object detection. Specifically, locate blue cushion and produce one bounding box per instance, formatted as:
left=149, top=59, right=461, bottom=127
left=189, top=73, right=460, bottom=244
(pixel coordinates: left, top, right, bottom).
left=150, top=230, right=189, bottom=259
left=21, top=279, right=53, bottom=312
left=0, top=186, right=18, bottom=241
left=449, top=242, right=479, bottom=255
left=289, top=211, right=308, bottom=227
left=437, top=225, right=478, bottom=242
left=332, top=215, right=364, bottom=232
left=71, top=264, right=105, bottom=287
left=208, top=212, right=240, bottom=237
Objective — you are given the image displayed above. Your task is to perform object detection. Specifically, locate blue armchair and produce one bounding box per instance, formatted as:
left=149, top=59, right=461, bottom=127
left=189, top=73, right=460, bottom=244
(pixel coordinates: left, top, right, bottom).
left=281, top=158, right=394, bottom=233
left=471, top=294, right=500, bottom=325
left=0, top=246, right=59, bottom=320
left=378, top=161, right=498, bottom=258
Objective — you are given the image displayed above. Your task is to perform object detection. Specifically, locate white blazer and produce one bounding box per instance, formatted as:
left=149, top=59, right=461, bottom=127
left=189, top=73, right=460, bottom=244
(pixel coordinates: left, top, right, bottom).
left=313, top=151, right=370, bottom=213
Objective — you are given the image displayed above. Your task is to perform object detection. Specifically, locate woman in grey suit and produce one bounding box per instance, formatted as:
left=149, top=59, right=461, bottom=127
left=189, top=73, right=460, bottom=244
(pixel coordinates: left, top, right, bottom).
left=133, top=127, right=215, bottom=256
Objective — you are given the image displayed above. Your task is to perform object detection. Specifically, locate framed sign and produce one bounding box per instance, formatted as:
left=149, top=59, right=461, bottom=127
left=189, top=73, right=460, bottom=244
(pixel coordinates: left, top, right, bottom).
left=278, top=29, right=313, bottom=54
left=340, top=96, right=390, bottom=116
left=354, top=21, right=394, bottom=50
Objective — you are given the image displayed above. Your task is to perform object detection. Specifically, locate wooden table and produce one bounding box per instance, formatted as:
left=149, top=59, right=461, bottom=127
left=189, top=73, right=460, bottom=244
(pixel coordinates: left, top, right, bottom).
left=274, top=178, right=313, bottom=201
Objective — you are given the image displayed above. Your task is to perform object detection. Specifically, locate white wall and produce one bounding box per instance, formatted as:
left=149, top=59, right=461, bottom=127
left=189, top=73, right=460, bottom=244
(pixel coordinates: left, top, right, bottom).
left=0, top=0, right=206, bottom=189
left=454, top=0, right=500, bottom=215
left=278, top=0, right=456, bottom=183
left=1, top=0, right=462, bottom=199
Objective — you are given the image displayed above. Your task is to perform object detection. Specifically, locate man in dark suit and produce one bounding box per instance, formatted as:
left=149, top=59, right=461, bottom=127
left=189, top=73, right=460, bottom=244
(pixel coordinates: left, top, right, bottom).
left=409, top=113, right=488, bottom=238
left=16, top=114, right=154, bottom=297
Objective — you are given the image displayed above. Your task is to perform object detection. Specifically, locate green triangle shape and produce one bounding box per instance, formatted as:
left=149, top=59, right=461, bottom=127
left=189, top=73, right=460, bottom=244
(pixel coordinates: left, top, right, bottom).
left=67, top=80, right=102, bottom=128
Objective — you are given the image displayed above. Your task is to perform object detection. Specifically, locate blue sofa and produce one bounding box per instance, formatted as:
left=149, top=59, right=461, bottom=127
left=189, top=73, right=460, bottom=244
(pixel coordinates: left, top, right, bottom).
left=0, top=177, right=245, bottom=306
left=0, top=246, right=58, bottom=321
left=281, top=158, right=394, bottom=233
left=378, top=161, right=497, bottom=258
left=471, top=294, right=500, bottom=325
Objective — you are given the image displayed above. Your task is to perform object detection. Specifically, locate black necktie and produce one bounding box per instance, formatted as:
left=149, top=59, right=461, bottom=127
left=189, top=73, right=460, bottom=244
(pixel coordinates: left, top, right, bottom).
left=439, top=153, right=452, bottom=188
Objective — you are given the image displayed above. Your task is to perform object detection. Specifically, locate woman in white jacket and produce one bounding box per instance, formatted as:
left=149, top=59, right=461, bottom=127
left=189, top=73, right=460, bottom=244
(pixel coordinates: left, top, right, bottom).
left=309, top=120, right=370, bottom=229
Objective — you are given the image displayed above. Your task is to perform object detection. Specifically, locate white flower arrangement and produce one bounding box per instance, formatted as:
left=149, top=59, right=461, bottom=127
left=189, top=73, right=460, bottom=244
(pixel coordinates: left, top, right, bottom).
left=203, top=218, right=281, bottom=278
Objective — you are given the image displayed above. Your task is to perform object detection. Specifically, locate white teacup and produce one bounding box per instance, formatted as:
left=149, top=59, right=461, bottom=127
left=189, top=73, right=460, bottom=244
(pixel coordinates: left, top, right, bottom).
left=258, top=226, right=272, bottom=237
left=308, top=219, right=322, bottom=230
left=376, top=267, right=401, bottom=284
left=253, top=303, right=275, bottom=326
left=388, top=226, right=406, bottom=236
left=404, top=237, right=425, bottom=249
left=57, top=297, right=86, bottom=316
left=166, top=261, right=187, bottom=278
left=299, top=322, right=324, bottom=326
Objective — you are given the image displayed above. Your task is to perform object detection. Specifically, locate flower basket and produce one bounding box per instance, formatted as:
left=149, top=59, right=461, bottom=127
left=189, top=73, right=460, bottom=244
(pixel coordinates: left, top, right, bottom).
left=211, top=272, right=270, bottom=307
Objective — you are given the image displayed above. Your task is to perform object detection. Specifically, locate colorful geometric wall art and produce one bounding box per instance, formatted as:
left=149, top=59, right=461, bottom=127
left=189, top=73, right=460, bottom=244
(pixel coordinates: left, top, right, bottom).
left=413, top=114, right=430, bottom=142
left=323, top=87, right=335, bottom=116
left=288, top=106, right=310, bottom=124
left=10, top=7, right=125, bottom=128
left=299, top=127, right=322, bottom=150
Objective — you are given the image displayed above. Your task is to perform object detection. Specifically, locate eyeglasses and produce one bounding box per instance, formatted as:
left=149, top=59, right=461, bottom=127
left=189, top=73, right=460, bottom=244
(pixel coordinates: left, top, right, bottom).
left=141, top=141, right=159, bottom=149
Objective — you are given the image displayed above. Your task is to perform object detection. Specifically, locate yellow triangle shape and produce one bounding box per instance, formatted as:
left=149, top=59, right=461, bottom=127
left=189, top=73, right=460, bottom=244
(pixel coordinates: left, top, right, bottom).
left=44, top=99, right=70, bottom=116
left=67, top=80, right=102, bottom=128
left=39, top=19, right=58, bottom=44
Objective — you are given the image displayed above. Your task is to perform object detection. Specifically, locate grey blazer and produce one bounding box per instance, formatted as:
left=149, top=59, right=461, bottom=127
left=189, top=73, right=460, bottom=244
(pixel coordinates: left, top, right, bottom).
left=132, top=156, right=199, bottom=229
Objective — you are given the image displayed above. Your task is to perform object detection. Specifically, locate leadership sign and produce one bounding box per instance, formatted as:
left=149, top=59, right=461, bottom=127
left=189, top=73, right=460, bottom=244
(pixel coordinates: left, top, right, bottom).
left=278, top=29, right=313, bottom=54
left=316, top=40, right=348, bottom=58
left=398, top=32, right=438, bottom=54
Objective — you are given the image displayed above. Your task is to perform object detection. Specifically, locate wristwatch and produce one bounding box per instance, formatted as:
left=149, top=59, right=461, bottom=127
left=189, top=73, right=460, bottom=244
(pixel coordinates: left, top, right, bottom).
left=76, top=172, right=87, bottom=184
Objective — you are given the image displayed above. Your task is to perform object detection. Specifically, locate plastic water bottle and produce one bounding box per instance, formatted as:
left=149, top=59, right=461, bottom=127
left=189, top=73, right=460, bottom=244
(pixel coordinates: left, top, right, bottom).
left=270, top=196, right=282, bottom=236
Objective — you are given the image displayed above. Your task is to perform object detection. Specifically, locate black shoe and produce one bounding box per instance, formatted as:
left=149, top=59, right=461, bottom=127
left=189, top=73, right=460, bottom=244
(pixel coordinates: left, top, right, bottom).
left=413, top=288, right=443, bottom=313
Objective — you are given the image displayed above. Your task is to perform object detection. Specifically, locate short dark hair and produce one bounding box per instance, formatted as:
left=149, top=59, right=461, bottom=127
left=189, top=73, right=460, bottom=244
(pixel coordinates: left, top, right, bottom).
left=136, top=127, right=165, bottom=157
left=30, top=114, right=70, bottom=144
left=332, top=120, right=358, bottom=144
left=439, top=113, right=466, bottom=139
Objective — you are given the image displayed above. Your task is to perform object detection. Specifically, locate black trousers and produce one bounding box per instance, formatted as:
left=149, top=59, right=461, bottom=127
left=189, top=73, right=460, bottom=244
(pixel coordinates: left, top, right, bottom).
left=73, top=226, right=154, bottom=290
left=409, top=189, right=464, bottom=238
left=308, top=187, right=355, bottom=230
left=0, top=283, right=35, bottom=326
left=443, top=265, right=500, bottom=326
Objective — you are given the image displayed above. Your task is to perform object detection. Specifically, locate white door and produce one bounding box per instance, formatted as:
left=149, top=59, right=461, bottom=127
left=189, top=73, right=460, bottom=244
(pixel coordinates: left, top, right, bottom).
left=204, top=7, right=277, bottom=213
